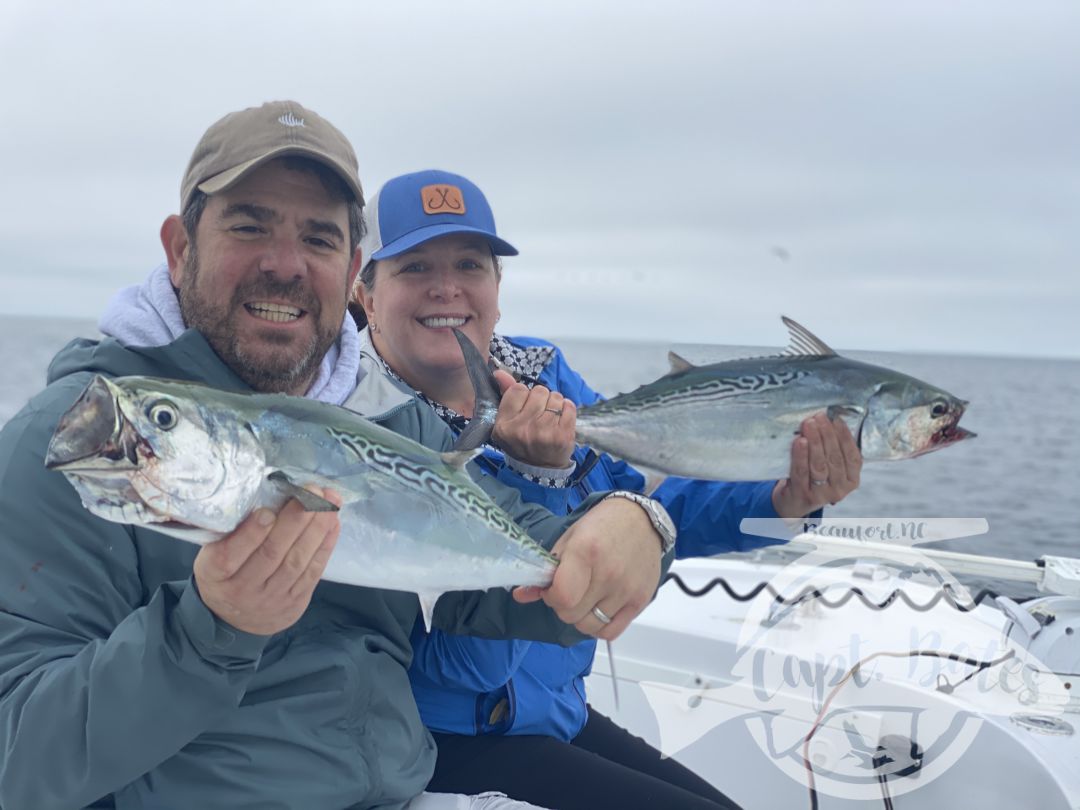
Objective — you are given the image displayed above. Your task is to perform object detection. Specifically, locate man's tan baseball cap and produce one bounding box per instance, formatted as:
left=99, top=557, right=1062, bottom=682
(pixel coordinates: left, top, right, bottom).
left=180, top=100, right=363, bottom=212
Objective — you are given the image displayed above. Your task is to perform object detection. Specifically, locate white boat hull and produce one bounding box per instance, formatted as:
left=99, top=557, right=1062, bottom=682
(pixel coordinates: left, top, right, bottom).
left=587, top=555, right=1080, bottom=810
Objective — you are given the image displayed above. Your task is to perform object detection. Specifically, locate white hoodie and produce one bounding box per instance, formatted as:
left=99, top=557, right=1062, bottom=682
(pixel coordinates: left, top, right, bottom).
left=97, top=263, right=361, bottom=405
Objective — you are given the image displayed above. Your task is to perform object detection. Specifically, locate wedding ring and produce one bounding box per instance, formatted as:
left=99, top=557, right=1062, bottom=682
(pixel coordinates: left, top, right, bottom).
left=812, top=479, right=828, bottom=487
left=544, top=408, right=563, bottom=416
left=591, top=605, right=613, bottom=625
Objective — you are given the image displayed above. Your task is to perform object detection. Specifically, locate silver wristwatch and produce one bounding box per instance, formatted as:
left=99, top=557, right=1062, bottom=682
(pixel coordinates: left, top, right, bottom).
left=602, top=491, right=677, bottom=554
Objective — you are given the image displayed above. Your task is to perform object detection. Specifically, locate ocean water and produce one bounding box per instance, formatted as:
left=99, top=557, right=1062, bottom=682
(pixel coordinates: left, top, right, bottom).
left=2, top=315, right=1078, bottom=596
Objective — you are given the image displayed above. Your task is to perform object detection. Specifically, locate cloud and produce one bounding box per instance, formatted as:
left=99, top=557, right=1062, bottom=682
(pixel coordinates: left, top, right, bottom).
left=1, top=1, right=1077, bottom=356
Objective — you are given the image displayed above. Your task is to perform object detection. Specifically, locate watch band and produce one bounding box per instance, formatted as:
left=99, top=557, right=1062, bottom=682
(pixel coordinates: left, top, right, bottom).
left=602, top=491, right=677, bottom=554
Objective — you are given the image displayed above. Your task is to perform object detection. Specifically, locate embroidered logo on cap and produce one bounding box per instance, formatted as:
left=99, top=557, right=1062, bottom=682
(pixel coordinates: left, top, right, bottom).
left=278, top=113, right=305, bottom=127
left=422, top=184, right=466, bottom=215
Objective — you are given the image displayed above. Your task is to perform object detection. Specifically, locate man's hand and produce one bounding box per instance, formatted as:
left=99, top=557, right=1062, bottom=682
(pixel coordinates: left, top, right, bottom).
left=193, top=488, right=342, bottom=636
left=772, top=412, right=862, bottom=518
left=490, top=369, right=576, bottom=469
left=513, top=497, right=663, bottom=641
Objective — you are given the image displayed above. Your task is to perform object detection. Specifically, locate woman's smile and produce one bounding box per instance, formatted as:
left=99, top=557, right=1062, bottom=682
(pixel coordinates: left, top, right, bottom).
left=418, top=315, right=470, bottom=329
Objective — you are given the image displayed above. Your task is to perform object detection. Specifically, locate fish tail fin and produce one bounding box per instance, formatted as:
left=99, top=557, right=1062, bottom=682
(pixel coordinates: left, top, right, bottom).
left=452, top=328, right=501, bottom=452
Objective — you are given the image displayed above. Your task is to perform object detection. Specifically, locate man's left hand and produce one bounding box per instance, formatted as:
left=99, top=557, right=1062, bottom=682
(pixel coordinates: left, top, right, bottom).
left=772, top=411, right=863, bottom=518
left=512, top=497, right=663, bottom=641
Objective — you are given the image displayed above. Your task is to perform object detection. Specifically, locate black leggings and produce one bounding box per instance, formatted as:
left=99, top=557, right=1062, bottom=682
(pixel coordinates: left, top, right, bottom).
left=427, top=707, right=741, bottom=810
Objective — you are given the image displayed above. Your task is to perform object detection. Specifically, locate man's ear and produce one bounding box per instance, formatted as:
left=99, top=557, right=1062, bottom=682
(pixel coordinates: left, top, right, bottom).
left=356, top=264, right=376, bottom=323
left=347, top=248, right=363, bottom=299
left=161, top=215, right=191, bottom=287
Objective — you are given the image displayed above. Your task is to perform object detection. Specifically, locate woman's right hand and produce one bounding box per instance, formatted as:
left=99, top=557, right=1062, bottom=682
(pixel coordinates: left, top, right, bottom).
left=490, top=369, right=577, bottom=469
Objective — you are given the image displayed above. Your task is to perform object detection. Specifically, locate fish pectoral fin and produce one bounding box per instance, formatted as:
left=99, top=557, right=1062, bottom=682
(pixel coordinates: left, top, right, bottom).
left=825, top=404, right=868, bottom=447
left=665, top=351, right=696, bottom=376
left=266, top=471, right=340, bottom=512
left=440, top=448, right=482, bottom=471
left=826, top=404, right=864, bottom=421
left=417, top=591, right=444, bottom=632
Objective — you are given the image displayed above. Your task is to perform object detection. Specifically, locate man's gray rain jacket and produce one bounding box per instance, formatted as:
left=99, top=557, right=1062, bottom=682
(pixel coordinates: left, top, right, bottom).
left=0, top=331, right=605, bottom=810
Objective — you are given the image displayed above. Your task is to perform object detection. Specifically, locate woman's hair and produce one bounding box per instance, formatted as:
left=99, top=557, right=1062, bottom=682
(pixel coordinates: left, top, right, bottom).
left=347, top=300, right=369, bottom=329
left=350, top=252, right=503, bottom=331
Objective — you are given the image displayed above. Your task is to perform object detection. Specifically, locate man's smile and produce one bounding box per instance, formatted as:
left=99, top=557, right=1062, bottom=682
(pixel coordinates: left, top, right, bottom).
left=245, top=302, right=307, bottom=324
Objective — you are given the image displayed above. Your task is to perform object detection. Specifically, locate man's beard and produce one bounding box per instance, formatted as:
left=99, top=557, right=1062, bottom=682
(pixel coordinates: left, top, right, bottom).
left=177, top=251, right=341, bottom=394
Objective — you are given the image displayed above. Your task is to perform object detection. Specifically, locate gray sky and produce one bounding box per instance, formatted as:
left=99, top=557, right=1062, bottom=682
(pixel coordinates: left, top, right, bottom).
left=1, top=1, right=1077, bottom=357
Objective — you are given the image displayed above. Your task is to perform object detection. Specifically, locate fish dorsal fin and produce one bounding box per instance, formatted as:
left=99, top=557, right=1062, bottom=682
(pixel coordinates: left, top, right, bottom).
left=666, top=351, right=696, bottom=376
left=451, top=328, right=500, bottom=452
left=440, top=448, right=482, bottom=470
left=781, top=316, right=837, bottom=358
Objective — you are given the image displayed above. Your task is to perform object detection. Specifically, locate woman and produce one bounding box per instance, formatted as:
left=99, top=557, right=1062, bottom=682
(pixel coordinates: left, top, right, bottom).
left=352, top=170, right=862, bottom=810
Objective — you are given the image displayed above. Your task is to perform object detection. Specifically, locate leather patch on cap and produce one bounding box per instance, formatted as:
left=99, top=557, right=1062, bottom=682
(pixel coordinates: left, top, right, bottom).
left=421, top=184, right=466, bottom=215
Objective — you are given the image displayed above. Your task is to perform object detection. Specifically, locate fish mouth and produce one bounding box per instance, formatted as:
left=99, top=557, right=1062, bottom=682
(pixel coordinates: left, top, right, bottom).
left=45, top=376, right=147, bottom=472
left=931, top=422, right=976, bottom=449
left=924, top=402, right=976, bottom=454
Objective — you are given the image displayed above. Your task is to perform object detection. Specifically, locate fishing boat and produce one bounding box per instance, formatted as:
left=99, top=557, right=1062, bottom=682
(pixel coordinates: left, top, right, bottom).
left=586, top=533, right=1080, bottom=809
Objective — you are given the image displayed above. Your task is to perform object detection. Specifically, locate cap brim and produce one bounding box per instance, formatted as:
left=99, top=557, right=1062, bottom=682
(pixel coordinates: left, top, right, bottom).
left=370, top=224, right=518, bottom=261
left=197, top=146, right=364, bottom=205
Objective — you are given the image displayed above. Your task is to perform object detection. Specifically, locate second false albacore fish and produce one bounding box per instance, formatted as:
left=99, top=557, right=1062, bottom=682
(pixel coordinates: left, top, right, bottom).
left=453, top=318, right=974, bottom=481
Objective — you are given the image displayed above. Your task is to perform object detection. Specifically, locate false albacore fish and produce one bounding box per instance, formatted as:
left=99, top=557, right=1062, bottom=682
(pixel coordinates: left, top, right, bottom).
left=452, top=318, right=974, bottom=482
left=44, top=375, right=558, bottom=628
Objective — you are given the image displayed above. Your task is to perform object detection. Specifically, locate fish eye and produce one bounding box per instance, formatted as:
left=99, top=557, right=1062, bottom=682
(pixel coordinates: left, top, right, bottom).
left=931, top=401, right=949, bottom=418
left=147, top=400, right=179, bottom=431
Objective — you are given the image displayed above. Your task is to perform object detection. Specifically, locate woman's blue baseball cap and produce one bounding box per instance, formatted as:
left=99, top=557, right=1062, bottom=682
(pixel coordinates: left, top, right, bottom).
left=359, top=169, right=518, bottom=262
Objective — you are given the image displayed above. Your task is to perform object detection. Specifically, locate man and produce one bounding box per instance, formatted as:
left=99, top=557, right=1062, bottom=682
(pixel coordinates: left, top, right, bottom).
left=0, top=101, right=674, bottom=810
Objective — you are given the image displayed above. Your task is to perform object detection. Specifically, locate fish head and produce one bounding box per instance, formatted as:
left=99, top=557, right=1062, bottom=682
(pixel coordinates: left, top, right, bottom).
left=859, top=378, right=975, bottom=461
left=46, top=375, right=266, bottom=535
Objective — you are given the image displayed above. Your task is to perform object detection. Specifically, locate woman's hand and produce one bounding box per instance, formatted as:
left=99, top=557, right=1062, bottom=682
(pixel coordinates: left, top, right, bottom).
left=490, top=369, right=577, bottom=469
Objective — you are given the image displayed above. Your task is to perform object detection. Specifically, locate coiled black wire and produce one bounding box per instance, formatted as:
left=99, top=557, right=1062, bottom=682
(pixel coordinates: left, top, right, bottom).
left=661, top=572, right=1001, bottom=612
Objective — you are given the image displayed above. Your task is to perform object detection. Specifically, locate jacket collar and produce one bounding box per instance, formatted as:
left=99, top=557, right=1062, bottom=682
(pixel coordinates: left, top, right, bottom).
left=344, top=327, right=419, bottom=420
